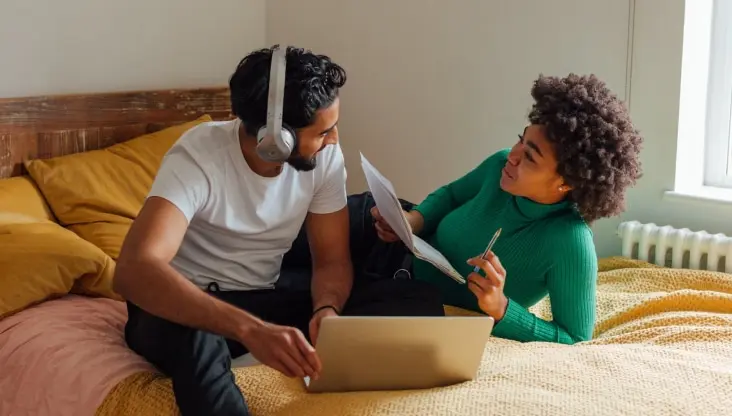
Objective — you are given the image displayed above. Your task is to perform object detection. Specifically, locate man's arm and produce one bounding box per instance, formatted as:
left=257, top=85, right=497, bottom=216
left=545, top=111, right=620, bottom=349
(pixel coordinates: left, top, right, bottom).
left=113, top=197, right=264, bottom=342
left=306, top=143, right=352, bottom=313
left=115, top=197, right=321, bottom=378
left=306, top=206, right=353, bottom=313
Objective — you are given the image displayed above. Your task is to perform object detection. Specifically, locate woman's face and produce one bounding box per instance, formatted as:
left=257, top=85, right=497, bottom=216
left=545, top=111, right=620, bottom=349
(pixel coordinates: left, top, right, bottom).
left=499, top=124, right=571, bottom=204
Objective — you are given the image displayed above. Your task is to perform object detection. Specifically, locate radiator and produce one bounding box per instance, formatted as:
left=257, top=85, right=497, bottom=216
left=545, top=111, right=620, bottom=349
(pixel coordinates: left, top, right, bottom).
left=617, top=220, right=732, bottom=272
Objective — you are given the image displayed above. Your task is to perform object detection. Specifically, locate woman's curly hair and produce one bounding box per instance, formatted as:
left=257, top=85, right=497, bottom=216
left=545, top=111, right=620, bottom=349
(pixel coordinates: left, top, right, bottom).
left=528, top=73, right=643, bottom=223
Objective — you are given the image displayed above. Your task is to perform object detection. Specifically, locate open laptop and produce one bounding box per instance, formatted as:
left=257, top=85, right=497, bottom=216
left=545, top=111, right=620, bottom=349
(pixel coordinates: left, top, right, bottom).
left=303, top=315, right=494, bottom=393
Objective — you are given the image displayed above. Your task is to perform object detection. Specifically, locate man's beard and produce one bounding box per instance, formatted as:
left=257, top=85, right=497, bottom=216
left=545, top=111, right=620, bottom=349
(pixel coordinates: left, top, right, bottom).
left=286, top=150, right=317, bottom=172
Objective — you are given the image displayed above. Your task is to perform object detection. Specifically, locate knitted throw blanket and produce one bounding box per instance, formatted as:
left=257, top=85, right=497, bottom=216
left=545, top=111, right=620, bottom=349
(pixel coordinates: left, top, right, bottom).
left=96, top=257, right=732, bottom=416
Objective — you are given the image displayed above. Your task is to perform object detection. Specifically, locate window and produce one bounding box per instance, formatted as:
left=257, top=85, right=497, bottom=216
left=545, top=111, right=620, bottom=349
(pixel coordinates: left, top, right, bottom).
left=703, top=0, right=732, bottom=188
left=671, top=0, right=732, bottom=201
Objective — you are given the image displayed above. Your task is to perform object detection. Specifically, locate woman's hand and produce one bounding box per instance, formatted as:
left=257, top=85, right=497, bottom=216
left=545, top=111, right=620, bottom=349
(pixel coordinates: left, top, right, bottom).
left=466, top=252, right=509, bottom=321
left=370, top=207, right=424, bottom=242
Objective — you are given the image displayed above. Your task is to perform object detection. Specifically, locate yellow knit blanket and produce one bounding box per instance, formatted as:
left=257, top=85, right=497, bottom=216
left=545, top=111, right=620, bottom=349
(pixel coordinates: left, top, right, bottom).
left=97, top=258, right=732, bottom=415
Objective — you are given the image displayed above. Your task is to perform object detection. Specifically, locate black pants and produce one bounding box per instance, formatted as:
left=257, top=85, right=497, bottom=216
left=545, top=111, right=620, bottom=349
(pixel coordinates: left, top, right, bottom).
left=124, top=277, right=444, bottom=416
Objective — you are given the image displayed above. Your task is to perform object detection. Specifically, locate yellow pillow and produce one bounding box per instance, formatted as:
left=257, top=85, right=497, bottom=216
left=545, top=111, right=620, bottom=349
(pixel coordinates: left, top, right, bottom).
left=0, top=176, right=55, bottom=222
left=68, top=221, right=132, bottom=260
left=24, top=115, right=212, bottom=258
left=0, top=212, right=49, bottom=225
left=0, top=220, right=119, bottom=319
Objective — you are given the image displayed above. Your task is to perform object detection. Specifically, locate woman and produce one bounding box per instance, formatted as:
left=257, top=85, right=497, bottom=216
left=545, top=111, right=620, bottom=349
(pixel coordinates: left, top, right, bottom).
left=373, top=73, right=642, bottom=345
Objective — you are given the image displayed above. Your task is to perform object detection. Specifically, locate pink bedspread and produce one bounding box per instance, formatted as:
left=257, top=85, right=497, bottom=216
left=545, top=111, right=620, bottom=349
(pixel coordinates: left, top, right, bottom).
left=0, top=295, right=154, bottom=416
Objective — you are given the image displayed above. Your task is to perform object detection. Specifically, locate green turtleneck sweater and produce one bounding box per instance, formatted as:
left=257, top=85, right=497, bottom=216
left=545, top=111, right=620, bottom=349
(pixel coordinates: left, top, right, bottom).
left=412, top=149, right=597, bottom=345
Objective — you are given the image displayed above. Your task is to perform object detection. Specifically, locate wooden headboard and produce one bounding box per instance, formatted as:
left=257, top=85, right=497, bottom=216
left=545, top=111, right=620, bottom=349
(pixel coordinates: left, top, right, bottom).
left=0, top=87, right=232, bottom=178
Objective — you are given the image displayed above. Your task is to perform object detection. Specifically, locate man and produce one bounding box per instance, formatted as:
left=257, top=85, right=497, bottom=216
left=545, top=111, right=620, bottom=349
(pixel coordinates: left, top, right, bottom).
left=114, top=45, right=445, bottom=416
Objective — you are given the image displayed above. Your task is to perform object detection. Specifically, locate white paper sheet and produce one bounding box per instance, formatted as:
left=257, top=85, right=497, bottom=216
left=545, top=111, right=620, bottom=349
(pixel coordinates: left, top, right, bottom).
left=360, top=153, right=415, bottom=251
left=412, top=235, right=466, bottom=284
left=360, top=153, right=466, bottom=284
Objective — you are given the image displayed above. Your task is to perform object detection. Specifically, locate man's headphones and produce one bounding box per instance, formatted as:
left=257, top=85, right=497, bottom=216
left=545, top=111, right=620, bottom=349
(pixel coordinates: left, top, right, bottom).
left=255, top=45, right=297, bottom=163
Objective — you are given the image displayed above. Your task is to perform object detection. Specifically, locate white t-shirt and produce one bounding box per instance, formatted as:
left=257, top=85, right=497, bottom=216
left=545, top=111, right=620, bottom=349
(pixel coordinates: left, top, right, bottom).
left=147, top=119, right=347, bottom=290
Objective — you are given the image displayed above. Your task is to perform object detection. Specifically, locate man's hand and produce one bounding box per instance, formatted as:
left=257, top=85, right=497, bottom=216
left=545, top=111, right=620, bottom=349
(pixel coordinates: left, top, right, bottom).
left=309, top=307, right=339, bottom=345
left=241, top=322, right=322, bottom=380
left=466, top=251, right=509, bottom=321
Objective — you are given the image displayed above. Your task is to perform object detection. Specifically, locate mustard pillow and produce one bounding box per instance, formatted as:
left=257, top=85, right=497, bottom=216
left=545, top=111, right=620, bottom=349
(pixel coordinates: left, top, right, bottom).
left=0, top=212, right=49, bottom=225
left=69, top=221, right=132, bottom=260
left=0, top=220, right=119, bottom=319
left=24, top=115, right=212, bottom=258
left=0, top=176, right=55, bottom=222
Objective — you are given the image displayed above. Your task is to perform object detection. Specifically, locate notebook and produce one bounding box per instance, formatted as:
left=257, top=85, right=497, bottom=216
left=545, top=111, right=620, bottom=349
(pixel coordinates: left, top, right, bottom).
left=360, top=153, right=466, bottom=284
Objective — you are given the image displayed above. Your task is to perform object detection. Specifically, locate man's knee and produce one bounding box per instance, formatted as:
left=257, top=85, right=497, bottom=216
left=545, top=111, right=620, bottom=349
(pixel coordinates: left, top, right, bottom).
left=124, top=302, right=183, bottom=363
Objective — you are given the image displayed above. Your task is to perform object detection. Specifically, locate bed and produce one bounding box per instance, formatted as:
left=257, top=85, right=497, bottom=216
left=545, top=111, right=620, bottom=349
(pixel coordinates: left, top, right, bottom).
left=1, top=88, right=732, bottom=416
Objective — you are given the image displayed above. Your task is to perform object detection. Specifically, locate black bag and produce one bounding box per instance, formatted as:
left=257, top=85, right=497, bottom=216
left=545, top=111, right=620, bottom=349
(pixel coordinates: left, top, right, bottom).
left=277, top=191, right=416, bottom=291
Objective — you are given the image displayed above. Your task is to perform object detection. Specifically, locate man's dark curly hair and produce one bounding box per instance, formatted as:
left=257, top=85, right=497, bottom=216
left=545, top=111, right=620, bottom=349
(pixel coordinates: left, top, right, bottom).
left=528, top=73, right=643, bottom=223
left=229, top=45, right=347, bottom=137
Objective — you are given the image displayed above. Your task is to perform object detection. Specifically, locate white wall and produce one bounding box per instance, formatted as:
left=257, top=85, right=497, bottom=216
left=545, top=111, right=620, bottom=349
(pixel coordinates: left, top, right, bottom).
left=0, top=0, right=266, bottom=98
left=267, top=0, right=633, bottom=256
left=4, top=0, right=717, bottom=258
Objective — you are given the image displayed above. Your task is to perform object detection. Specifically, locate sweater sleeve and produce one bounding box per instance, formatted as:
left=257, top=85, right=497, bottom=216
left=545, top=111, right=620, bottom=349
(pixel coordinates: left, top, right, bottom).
left=491, top=224, right=598, bottom=344
left=414, top=149, right=508, bottom=235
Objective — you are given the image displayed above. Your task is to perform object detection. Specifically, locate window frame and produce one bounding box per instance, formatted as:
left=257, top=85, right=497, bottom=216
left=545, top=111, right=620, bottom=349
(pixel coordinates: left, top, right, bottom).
left=667, top=0, right=732, bottom=203
left=703, top=0, right=732, bottom=189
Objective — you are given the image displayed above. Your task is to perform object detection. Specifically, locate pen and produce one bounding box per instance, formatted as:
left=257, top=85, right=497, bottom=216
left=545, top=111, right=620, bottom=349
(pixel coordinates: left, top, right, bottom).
left=473, top=228, right=502, bottom=273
